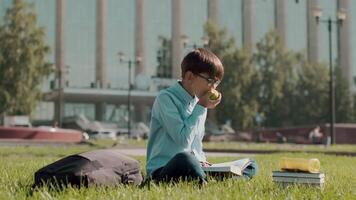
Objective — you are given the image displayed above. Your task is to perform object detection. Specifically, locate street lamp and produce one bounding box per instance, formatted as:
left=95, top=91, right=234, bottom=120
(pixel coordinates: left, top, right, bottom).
left=313, top=7, right=347, bottom=145
left=181, top=34, right=209, bottom=49
left=118, top=52, right=141, bottom=137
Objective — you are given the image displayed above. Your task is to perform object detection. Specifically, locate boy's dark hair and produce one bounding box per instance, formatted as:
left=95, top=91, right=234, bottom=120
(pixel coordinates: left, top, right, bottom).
left=181, top=48, right=224, bottom=80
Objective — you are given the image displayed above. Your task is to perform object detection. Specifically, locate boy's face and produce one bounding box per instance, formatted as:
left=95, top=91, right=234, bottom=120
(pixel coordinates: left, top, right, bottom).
left=191, top=72, right=220, bottom=98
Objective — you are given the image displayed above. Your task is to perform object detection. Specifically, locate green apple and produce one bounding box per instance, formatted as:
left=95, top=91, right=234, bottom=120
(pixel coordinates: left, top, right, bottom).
left=209, top=89, right=220, bottom=100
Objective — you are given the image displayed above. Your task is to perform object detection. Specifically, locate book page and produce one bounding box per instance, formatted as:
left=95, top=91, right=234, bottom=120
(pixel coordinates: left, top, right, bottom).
left=202, top=158, right=252, bottom=175
left=210, top=158, right=251, bottom=169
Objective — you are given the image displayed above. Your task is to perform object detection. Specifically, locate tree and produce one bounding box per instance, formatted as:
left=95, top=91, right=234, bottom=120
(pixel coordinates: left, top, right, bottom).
left=204, top=21, right=260, bottom=130
left=292, top=55, right=329, bottom=125
left=203, top=21, right=236, bottom=59
left=203, top=23, right=355, bottom=130
left=253, top=31, right=298, bottom=127
left=219, top=49, right=260, bottom=130
left=334, top=66, right=354, bottom=123
left=156, top=36, right=172, bottom=78
left=254, top=31, right=354, bottom=127
left=0, top=0, right=53, bottom=116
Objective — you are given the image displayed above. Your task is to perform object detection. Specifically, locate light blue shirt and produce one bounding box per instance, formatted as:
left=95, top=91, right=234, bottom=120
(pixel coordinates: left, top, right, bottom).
left=146, top=81, right=207, bottom=176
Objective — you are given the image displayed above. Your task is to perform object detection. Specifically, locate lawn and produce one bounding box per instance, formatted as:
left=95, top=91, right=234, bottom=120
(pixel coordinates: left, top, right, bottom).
left=90, top=138, right=356, bottom=153
left=0, top=144, right=355, bottom=200
left=202, top=141, right=356, bottom=153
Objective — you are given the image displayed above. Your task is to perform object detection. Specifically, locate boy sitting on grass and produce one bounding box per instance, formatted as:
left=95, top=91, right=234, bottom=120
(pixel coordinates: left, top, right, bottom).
left=146, top=48, right=223, bottom=184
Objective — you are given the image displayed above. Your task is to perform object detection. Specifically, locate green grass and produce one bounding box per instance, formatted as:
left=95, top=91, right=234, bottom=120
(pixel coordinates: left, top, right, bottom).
left=0, top=145, right=356, bottom=199
left=89, top=138, right=356, bottom=154
left=88, top=138, right=148, bottom=149
left=85, top=139, right=356, bottom=153
left=202, top=141, right=356, bottom=153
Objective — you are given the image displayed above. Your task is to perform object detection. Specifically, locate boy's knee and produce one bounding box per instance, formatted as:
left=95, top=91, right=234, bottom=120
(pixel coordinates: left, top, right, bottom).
left=174, top=152, right=194, bottom=160
left=170, top=152, right=206, bottom=181
left=174, top=152, right=200, bottom=165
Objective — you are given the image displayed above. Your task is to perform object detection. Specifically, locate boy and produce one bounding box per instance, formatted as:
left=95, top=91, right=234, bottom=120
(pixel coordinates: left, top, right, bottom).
left=146, top=48, right=224, bottom=184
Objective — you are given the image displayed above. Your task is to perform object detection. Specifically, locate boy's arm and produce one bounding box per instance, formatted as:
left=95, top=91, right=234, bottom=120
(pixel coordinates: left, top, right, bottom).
left=192, top=136, right=207, bottom=162
left=157, top=93, right=206, bottom=147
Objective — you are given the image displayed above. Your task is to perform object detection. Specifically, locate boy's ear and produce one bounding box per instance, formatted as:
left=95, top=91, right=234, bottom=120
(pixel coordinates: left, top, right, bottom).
left=185, top=71, right=194, bottom=81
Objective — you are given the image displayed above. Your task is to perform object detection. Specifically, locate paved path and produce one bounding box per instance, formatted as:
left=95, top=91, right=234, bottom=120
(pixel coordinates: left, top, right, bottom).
left=115, top=148, right=255, bottom=157
left=3, top=139, right=354, bottom=157
left=0, top=139, right=255, bottom=157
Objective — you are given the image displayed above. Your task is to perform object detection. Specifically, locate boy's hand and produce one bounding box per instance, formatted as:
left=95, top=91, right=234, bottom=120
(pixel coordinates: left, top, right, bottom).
left=198, top=91, right=222, bottom=109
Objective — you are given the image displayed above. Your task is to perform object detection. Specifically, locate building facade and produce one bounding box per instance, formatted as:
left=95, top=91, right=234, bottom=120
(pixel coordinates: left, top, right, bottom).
left=1, top=0, right=356, bottom=126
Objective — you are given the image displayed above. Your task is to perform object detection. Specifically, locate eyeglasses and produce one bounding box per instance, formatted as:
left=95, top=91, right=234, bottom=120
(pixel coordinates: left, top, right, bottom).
left=195, top=73, right=221, bottom=87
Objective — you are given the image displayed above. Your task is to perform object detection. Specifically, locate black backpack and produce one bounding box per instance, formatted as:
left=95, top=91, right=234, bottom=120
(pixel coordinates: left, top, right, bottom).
left=33, top=149, right=143, bottom=188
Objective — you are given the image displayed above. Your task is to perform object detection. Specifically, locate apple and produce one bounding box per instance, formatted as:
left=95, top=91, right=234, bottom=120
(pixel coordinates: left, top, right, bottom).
left=209, top=89, right=220, bottom=100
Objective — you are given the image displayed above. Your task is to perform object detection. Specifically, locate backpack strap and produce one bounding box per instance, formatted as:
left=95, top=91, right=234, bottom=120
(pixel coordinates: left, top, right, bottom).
left=139, top=175, right=152, bottom=189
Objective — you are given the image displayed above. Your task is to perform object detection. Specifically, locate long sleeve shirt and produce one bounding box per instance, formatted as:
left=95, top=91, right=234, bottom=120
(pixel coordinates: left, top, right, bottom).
left=146, top=81, right=207, bottom=176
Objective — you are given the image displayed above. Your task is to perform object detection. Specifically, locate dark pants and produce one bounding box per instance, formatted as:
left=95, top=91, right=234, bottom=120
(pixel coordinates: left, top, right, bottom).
left=151, top=152, right=207, bottom=184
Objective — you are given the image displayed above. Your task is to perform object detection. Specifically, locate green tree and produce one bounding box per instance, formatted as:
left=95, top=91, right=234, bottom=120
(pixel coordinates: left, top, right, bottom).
left=292, top=55, right=329, bottom=125
left=353, top=94, right=356, bottom=121
left=219, top=49, right=260, bottom=130
left=203, top=23, right=355, bottom=130
left=204, top=21, right=260, bottom=130
left=254, top=31, right=354, bottom=127
left=253, top=31, right=298, bottom=127
left=292, top=60, right=354, bottom=125
left=334, top=66, right=354, bottom=123
left=156, top=36, right=172, bottom=78
left=0, top=0, right=53, bottom=116
left=203, top=21, right=235, bottom=58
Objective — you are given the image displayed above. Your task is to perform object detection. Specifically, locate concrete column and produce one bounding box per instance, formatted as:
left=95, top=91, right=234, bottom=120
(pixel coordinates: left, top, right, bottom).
left=171, top=0, right=182, bottom=79
left=95, top=0, right=107, bottom=88
left=54, top=0, right=65, bottom=125
left=337, top=0, right=351, bottom=87
left=242, top=0, right=254, bottom=52
left=208, top=0, right=218, bottom=24
left=95, top=103, right=107, bottom=121
left=275, top=0, right=286, bottom=45
left=307, top=0, right=320, bottom=62
left=134, top=104, right=145, bottom=123
left=134, top=0, right=146, bottom=122
left=55, top=0, right=65, bottom=87
left=135, top=0, right=145, bottom=76
left=207, top=0, right=219, bottom=123
left=95, top=0, right=108, bottom=121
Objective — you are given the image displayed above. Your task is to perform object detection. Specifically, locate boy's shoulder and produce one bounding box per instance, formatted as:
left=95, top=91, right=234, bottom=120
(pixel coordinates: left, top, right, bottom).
left=157, top=84, right=177, bottom=97
left=156, top=87, right=173, bottom=101
left=155, top=84, right=182, bottom=104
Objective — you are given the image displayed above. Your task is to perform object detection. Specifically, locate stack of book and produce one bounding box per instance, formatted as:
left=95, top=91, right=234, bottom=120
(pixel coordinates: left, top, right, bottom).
left=272, top=157, right=325, bottom=187
left=272, top=171, right=325, bottom=187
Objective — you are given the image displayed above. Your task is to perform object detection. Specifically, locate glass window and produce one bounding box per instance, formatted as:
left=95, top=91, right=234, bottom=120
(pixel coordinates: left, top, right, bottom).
left=351, top=1, right=356, bottom=90
left=0, top=0, right=12, bottom=24
left=318, top=0, right=338, bottom=64
left=286, top=0, right=307, bottom=52
left=32, top=0, right=56, bottom=91
left=254, top=0, right=275, bottom=44
left=65, top=103, right=95, bottom=120
left=32, top=0, right=56, bottom=62
left=219, top=0, right=243, bottom=47
left=107, top=0, right=135, bottom=89
left=181, top=0, right=208, bottom=51
left=34, top=102, right=54, bottom=120
left=145, top=0, right=171, bottom=78
left=65, top=0, right=96, bottom=88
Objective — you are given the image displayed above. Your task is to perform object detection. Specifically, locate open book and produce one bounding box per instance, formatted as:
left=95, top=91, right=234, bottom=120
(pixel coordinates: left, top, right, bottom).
left=202, top=158, right=253, bottom=177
